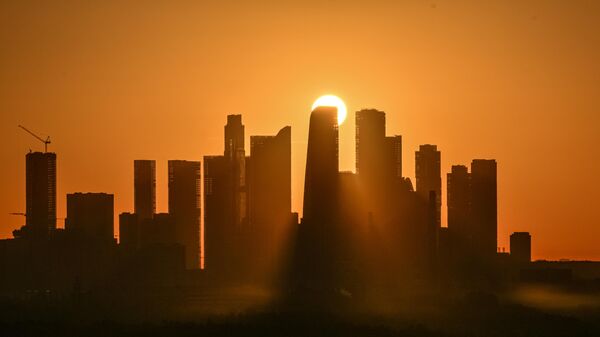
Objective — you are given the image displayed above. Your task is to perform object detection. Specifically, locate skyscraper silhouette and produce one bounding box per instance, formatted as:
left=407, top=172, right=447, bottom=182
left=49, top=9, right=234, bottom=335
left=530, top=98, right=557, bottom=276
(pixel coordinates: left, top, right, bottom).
left=224, top=114, right=247, bottom=228
left=134, top=160, right=156, bottom=221
left=355, top=109, right=403, bottom=191
left=203, top=155, right=232, bottom=275
left=247, top=126, right=292, bottom=279
left=355, top=109, right=390, bottom=218
left=168, top=160, right=201, bottom=269
left=66, top=192, right=114, bottom=240
left=204, top=115, right=250, bottom=278
left=23, top=152, right=57, bottom=237
left=293, top=106, right=340, bottom=293
left=385, top=135, right=403, bottom=180
left=303, top=106, right=339, bottom=223
left=416, top=145, right=441, bottom=229
left=447, top=165, right=471, bottom=254
left=471, top=159, right=498, bottom=258
left=356, top=109, right=386, bottom=182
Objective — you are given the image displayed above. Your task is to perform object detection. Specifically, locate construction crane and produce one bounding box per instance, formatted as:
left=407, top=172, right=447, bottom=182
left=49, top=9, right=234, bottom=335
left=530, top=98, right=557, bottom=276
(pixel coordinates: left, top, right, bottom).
left=18, top=125, right=51, bottom=152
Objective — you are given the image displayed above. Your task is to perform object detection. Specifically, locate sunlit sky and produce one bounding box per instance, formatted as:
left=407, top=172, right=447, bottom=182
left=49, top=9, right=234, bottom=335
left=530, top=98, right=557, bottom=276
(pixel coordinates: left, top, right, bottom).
left=1, top=1, right=599, bottom=260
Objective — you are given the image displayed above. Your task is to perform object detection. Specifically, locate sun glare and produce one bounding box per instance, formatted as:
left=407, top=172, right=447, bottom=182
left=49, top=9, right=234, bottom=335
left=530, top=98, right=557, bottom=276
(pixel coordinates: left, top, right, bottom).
left=312, top=95, right=347, bottom=125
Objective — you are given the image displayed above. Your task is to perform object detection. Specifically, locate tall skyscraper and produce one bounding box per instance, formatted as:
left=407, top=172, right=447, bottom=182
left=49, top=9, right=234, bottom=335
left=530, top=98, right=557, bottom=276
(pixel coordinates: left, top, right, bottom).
left=168, top=160, right=201, bottom=269
left=25, top=152, right=57, bottom=236
left=303, top=106, right=339, bottom=223
left=204, top=115, right=249, bottom=276
left=134, top=160, right=156, bottom=221
left=510, top=232, right=531, bottom=264
left=355, top=110, right=403, bottom=181
left=385, top=135, right=403, bottom=180
left=248, top=126, right=291, bottom=227
left=224, top=114, right=245, bottom=159
left=247, top=126, right=292, bottom=275
left=447, top=165, right=471, bottom=243
left=355, top=109, right=403, bottom=224
left=356, top=109, right=386, bottom=181
left=294, top=106, right=340, bottom=290
left=204, top=155, right=230, bottom=273
left=224, top=114, right=247, bottom=228
left=415, top=145, right=441, bottom=229
left=471, top=159, right=498, bottom=257
left=65, top=193, right=114, bottom=240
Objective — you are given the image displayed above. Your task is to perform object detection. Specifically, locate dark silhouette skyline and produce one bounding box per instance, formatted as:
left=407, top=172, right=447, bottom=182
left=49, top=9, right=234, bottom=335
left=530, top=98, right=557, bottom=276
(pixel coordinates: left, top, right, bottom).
left=2, top=105, right=600, bottom=336
left=2, top=2, right=600, bottom=335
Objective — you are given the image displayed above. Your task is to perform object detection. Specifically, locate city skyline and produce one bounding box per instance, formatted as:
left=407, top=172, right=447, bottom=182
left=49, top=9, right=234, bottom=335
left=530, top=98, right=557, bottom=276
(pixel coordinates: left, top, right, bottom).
left=3, top=2, right=600, bottom=336
left=2, top=1, right=600, bottom=263
left=2, top=100, right=597, bottom=262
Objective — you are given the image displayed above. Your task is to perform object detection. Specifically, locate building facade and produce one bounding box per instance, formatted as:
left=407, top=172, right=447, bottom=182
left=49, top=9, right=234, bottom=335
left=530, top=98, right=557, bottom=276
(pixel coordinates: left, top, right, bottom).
left=168, top=160, right=201, bottom=269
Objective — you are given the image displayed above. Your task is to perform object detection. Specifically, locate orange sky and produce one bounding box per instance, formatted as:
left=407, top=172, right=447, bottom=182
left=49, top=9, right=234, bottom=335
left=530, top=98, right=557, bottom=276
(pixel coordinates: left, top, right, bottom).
left=1, top=1, right=599, bottom=260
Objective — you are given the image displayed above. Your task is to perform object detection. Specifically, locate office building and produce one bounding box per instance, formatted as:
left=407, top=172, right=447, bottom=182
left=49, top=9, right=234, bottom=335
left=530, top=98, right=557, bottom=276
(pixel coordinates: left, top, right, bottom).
left=416, top=144, right=441, bottom=229
left=204, top=155, right=230, bottom=273
left=25, top=152, right=57, bottom=236
left=134, top=160, right=156, bottom=221
left=247, top=126, right=292, bottom=274
left=303, top=106, right=339, bottom=223
left=471, top=159, right=498, bottom=257
left=447, top=165, right=471, bottom=243
left=168, top=160, right=201, bottom=269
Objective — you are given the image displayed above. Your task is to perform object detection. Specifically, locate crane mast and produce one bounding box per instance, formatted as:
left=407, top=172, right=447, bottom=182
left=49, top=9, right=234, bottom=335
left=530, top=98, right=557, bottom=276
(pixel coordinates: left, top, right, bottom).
left=18, top=125, right=51, bottom=152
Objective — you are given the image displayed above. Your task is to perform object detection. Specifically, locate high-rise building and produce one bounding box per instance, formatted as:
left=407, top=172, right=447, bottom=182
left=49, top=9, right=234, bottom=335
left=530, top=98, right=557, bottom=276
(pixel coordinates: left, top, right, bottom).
left=204, top=115, right=250, bottom=275
left=168, top=160, right=201, bottom=269
left=119, top=212, right=139, bottom=248
left=416, top=145, right=441, bottom=229
left=510, top=232, right=531, bottom=264
left=224, top=114, right=245, bottom=160
left=355, top=110, right=403, bottom=182
left=356, top=109, right=386, bottom=180
left=471, top=159, right=497, bottom=257
left=224, top=114, right=247, bottom=227
left=203, top=155, right=230, bottom=273
left=247, top=126, right=292, bottom=275
left=294, top=106, right=340, bottom=290
left=66, top=193, right=114, bottom=240
left=385, top=135, right=403, bottom=180
left=25, top=152, right=57, bottom=236
left=447, top=165, right=471, bottom=243
left=248, top=126, right=291, bottom=227
left=134, top=160, right=156, bottom=221
left=303, top=106, right=339, bottom=223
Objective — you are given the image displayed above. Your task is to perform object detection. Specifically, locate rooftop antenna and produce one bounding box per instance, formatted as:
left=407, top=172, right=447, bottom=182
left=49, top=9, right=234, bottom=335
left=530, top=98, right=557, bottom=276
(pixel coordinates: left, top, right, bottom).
left=18, top=125, right=51, bottom=152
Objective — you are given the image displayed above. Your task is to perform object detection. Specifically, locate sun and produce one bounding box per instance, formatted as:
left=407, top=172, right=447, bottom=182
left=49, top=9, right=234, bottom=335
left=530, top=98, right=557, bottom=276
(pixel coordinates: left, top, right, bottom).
left=312, top=95, right=347, bottom=125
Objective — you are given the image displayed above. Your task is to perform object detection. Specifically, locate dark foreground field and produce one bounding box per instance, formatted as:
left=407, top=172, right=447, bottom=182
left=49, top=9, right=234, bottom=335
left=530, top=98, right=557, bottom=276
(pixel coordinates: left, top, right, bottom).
left=1, top=289, right=600, bottom=337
